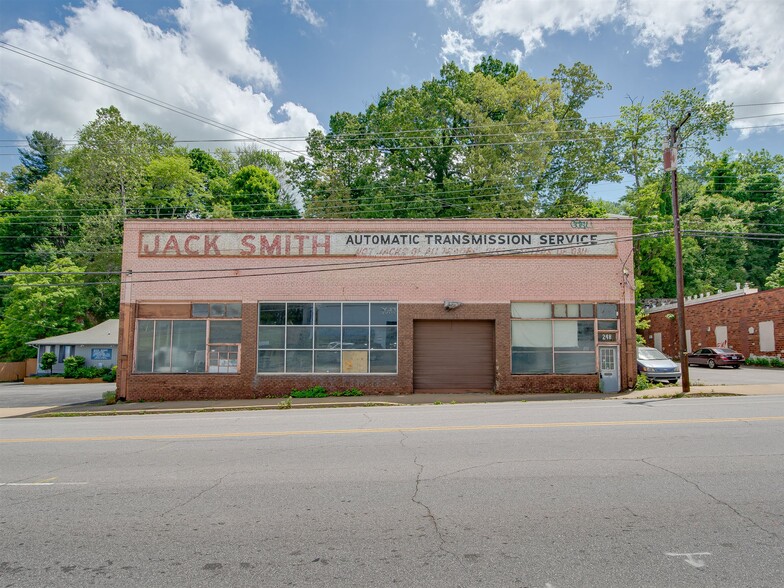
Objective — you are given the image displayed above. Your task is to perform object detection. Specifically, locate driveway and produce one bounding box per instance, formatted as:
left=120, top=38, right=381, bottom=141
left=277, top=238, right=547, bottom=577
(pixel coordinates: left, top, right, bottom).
left=0, top=382, right=111, bottom=416
left=687, top=365, right=784, bottom=387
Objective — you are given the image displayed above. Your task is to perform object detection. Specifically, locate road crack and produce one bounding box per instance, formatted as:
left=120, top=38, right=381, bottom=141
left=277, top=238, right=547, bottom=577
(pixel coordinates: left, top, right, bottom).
left=641, top=458, right=780, bottom=541
left=159, top=472, right=234, bottom=517
left=399, top=432, right=467, bottom=572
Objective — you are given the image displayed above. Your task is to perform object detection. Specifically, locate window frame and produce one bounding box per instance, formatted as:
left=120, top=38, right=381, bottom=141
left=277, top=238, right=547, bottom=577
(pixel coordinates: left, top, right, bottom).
left=511, top=302, right=620, bottom=376
left=257, top=302, right=398, bottom=375
left=133, top=314, right=242, bottom=375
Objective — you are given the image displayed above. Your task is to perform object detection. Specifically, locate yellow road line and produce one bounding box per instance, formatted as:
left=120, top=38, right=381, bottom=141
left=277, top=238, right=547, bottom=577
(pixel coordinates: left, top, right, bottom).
left=2, top=416, right=783, bottom=444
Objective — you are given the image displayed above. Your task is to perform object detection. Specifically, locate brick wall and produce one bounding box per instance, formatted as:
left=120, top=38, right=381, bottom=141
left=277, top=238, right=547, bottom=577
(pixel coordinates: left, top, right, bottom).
left=117, top=218, right=637, bottom=400
left=643, top=289, right=784, bottom=358
left=119, top=301, right=636, bottom=401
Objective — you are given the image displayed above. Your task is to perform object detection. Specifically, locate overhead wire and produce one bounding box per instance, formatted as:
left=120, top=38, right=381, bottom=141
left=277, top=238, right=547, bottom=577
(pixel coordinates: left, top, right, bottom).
left=4, top=229, right=782, bottom=288
left=0, top=231, right=657, bottom=287
left=0, top=41, right=305, bottom=159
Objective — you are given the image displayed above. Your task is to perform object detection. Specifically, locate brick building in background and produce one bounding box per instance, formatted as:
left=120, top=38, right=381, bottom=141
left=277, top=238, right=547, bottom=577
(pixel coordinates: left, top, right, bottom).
left=117, top=218, right=636, bottom=401
left=642, top=286, right=784, bottom=358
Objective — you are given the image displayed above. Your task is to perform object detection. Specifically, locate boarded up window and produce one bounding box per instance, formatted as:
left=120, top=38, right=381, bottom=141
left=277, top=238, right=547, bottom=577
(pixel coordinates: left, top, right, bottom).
left=715, top=325, right=728, bottom=348
left=759, top=321, right=775, bottom=352
left=137, top=303, right=191, bottom=318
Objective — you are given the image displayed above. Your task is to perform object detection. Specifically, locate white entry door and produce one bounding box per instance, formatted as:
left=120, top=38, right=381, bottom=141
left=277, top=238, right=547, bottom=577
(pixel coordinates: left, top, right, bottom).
left=599, top=346, right=620, bottom=393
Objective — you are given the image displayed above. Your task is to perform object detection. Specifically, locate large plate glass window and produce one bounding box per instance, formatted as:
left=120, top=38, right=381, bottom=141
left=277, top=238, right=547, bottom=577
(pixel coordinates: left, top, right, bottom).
left=257, top=302, right=397, bottom=374
left=134, top=302, right=242, bottom=374
left=511, top=303, right=615, bottom=375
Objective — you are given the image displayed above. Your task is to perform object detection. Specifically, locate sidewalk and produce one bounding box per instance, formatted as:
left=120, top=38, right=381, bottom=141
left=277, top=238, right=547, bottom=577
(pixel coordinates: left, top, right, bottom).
left=4, top=383, right=782, bottom=418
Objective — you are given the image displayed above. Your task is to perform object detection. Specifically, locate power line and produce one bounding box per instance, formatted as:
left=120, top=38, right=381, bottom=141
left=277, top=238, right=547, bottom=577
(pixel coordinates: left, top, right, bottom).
left=0, top=41, right=305, bottom=159
left=0, top=232, right=653, bottom=287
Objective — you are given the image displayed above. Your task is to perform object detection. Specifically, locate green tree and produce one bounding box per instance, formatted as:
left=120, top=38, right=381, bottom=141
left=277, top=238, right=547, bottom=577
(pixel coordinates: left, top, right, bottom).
left=67, top=106, right=175, bottom=212
left=40, top=351, right=56, bottom=375
left=216, top=166, right=298, bottom=218
left=0, top=257, right=90, bottom=361
left=64, top=206, right=125, bottom=323
left=136, top=155, right=209, bottom=218
left=11, top=131, right=66, bottom=191
left=765, top=246, right=784, bottom=289
left=188, top=148, right=229, bottom=180
left=291, top=59, right=604, bottom=219
left=692, top=150, right=784, bottom=287
left=0, top=175, right=76, bottom=271
left=534, top=62, right=620, bottom=215
left=615, top=90, right=733, bottom=189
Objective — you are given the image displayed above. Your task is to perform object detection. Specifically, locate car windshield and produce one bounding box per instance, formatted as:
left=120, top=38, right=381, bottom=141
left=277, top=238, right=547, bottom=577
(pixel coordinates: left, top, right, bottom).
left=717, top=348, right=736, bottom=354
left=638, top=348, right=668, bottom=360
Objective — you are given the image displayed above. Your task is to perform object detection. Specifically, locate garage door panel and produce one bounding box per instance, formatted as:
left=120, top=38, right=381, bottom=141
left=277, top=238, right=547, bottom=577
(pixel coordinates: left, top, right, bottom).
left=414, top=320, right=494, bottom=392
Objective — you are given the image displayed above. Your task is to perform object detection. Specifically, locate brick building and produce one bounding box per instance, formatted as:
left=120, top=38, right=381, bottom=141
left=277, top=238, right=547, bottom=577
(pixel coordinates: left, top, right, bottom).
left=642, top=286, right=784, bottom=358
left=117, top=218, right=636, bottom=401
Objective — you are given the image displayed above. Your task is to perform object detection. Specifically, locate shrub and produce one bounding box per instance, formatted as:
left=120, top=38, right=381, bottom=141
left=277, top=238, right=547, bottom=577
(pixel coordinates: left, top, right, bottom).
left=103, top=390, right=116, bottom=405
left=40, top=352, right=57, bottom=375
left=63, top=355, right=86, bottom=378
left=332, top=388, right=363, bottom=397
left=745, top=355, right=784, bottom=368
left=291, top=385, right=328, bottom=398
left=635, top=373, right=656, bottom=390
left=289, top=386, right=364, bottom=398
left=74, top=366, right=111, bottom=379
left=103, top=366, right=117, bottom=382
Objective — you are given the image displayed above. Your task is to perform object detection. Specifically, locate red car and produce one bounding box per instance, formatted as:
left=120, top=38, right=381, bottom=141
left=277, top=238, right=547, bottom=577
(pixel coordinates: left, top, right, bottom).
left=687, top=347, right=745, bottom=369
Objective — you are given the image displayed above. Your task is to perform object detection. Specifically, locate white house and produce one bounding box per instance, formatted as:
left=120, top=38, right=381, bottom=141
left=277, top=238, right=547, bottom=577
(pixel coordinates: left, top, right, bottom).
left=27, top=320, right=119, bottom=374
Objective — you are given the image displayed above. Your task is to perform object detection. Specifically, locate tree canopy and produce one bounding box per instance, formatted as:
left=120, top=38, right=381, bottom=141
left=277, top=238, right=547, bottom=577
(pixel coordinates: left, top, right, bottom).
left=0, top=61, right=781, bottom=360
left=289, top=59, right=618, bottom=219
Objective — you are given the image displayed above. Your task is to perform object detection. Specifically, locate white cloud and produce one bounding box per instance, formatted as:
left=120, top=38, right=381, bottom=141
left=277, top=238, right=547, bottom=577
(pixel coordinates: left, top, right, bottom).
left=426, top=0, right=465, bottom=18
left=0, top=0, right=321, bottom=156
left=466, top=0, right=784, bottom=134
left=440, top=29, right=483, bottom=69
left=706, top=0, right=784, bottom=135
left=624, top=0, right=719, bottom=66
left=472, top=0, right=619, bottom=54
left=286, top=0, right=325, bottom=28
left=469, top=0, right=721, bottom=64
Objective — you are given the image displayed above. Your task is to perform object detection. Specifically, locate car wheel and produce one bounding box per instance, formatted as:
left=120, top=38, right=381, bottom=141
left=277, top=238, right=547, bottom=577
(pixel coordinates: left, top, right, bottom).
left=668, top=379, right=678, bottom=384
left=732, top=364, right=740, bottom=369
left=708, top=359, right=716, bottom=369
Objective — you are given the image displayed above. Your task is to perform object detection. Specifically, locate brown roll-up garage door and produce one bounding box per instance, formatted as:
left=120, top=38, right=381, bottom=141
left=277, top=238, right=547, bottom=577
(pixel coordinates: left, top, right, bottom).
left=414, top=320, right=495, bottom=392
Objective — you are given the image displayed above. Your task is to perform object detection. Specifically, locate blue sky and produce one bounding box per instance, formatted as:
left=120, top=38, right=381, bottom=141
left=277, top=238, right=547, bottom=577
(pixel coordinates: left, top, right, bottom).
left=1, top=0, right=782, bottom=202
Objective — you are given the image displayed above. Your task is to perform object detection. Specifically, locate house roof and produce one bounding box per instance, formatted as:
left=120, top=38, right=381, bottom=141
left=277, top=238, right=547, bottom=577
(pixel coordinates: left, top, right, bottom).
left=27, top=319, right=119, bottom=347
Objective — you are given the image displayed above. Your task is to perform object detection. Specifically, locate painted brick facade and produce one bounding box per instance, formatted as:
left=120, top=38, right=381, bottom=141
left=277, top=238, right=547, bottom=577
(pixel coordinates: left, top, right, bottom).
left=118, top=218, right=636, bottom=400
left=643, top=288, right=784, bottom=358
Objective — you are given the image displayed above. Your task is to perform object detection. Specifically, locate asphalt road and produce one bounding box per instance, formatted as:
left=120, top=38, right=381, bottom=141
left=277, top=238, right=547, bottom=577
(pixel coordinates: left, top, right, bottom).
left=2, top=396, right=783, bottom=587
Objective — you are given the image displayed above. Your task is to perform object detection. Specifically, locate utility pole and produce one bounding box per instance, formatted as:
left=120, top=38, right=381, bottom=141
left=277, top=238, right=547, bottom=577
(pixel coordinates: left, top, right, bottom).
left=664, top=112, right=691, bottom=393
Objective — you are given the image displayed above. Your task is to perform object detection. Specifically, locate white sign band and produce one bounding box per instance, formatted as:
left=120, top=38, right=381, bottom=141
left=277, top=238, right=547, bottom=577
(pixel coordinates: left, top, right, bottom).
left=139, top=232, right=618, bottom=258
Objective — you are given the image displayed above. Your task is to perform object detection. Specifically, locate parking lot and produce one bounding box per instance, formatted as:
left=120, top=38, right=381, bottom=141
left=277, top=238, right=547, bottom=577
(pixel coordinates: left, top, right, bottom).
left=0, top=382, right=109, bottom=411
left=687, top=364, right=784, bottom=386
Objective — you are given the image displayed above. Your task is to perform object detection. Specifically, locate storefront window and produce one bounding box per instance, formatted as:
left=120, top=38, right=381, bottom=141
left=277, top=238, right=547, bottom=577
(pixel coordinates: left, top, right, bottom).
left=258, top=302, right=397, bottom=374
left=511, top=303, right=612, bottom=375
left=511, top=320, right=552, bottom=374
left=135, top=314, right=241, bottom=374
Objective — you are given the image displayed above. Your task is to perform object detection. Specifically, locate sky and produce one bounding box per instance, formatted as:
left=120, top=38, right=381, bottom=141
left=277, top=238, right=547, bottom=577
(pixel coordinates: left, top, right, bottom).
left=1, top=0, right=783, bottom=202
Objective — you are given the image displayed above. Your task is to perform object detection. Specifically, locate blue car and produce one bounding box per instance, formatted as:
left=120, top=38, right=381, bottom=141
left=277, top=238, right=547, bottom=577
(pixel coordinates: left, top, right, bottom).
left=637, top=347, right=681, bottom=384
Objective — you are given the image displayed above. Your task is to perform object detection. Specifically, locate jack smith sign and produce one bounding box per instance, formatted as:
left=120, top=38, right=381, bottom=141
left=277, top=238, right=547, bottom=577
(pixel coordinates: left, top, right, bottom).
left=139, top=231, right=617, bottom=258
